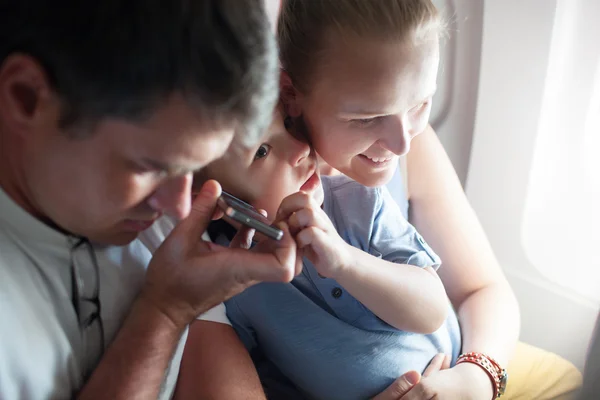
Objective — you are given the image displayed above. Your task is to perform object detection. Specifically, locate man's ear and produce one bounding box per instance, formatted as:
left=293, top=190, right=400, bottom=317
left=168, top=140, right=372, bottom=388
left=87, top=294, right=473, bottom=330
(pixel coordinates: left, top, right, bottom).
left=279, top=70, right=302, bottom=118
left=0, top=54, right=59, bottom=138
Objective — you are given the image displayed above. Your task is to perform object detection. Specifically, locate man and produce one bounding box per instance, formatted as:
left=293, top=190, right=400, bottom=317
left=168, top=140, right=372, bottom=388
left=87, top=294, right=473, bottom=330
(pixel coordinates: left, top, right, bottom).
left=0, top=0, right=300, bottom=399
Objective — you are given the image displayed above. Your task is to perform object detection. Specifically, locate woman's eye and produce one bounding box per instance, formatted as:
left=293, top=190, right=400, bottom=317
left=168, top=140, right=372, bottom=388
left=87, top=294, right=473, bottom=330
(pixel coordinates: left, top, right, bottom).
left=412, top=101, right=430, bottom=112
left=254, top=144, right=271, bottom=160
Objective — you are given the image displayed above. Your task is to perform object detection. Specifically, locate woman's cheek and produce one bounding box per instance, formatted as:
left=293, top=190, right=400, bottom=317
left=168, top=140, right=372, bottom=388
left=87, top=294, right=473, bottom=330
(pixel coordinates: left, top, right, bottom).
left=411, top=113, right=431, bottom=138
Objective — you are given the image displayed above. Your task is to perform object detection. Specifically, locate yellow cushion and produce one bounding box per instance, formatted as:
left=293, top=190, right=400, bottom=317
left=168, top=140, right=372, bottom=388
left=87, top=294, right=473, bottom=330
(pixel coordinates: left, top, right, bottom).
left=503, top=342, right=582, bottom=400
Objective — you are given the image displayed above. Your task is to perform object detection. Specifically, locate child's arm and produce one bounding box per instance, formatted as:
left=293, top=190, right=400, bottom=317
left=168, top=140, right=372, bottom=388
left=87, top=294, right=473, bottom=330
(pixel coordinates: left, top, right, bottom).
left=334, top=247, right=447, bottom=334
left=174, top=319, right=266, bottom=400
left=278, top=192, right=448, bottom=334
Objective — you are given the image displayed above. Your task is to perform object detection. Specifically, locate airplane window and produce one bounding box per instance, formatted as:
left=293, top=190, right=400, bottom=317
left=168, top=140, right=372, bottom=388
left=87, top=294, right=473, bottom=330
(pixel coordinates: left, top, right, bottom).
left=523, top=0, right=600, bottom=301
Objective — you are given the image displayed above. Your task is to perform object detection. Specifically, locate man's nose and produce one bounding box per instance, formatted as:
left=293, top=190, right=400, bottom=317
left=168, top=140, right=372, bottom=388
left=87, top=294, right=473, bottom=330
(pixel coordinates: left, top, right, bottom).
left=148, top=173, right=193, bottom=220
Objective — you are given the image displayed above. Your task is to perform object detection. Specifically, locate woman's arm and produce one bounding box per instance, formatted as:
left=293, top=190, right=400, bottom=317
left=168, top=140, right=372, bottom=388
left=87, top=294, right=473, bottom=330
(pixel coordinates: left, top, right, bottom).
left=174, top=320, right=266, bottom=400
left=405, top=125, right=520, bottom=395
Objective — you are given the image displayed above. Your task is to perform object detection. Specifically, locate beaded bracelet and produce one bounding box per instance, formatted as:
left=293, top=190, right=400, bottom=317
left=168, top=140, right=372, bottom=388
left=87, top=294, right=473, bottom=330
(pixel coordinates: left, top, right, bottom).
left=456, top=352, right=508, bottom=399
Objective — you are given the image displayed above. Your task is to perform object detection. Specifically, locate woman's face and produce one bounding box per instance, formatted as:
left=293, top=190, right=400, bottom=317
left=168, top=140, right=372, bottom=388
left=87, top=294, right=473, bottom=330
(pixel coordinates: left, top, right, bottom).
left=296, top=34, right=440, bottom=187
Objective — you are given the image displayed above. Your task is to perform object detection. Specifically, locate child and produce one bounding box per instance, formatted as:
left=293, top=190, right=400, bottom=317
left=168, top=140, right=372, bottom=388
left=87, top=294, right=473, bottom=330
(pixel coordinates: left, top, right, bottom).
left=195, top=105, right=460, bottom=400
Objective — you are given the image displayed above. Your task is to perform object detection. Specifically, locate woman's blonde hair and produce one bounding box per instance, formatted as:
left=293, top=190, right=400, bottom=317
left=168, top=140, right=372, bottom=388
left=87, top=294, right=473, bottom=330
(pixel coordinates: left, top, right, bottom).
left=278, top=0, right=443, bottom=93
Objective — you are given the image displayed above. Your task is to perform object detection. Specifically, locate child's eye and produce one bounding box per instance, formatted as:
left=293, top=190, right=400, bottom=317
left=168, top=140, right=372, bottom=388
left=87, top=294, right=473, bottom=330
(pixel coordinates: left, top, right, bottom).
left=254, top=144, right=272, bottom=160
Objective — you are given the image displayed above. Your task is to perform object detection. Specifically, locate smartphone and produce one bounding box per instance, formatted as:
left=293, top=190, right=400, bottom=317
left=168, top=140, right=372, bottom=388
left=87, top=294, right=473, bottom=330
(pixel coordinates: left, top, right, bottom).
left=217, top=191, right=284, bottom=241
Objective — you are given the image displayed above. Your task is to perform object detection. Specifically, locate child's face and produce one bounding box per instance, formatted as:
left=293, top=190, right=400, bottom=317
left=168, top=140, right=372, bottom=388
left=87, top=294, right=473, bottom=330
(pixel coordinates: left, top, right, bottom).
left=203, top=108, right=324, bottom=221
left=295, top=34, right=440, bottom=187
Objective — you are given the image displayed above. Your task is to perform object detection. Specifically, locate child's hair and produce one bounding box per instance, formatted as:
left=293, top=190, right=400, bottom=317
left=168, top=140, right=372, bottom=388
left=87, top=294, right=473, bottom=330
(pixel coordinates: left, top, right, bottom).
left=278, top=0, right=444, bottom=93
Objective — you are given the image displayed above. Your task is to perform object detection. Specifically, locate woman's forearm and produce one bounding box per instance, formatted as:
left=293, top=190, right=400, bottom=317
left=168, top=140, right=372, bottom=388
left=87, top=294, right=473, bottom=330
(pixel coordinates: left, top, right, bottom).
left=407, top=126, right=521, bottom=365
left=410, top=188, right=521, bottom=364
left=174, top=321, right=266, bottom=400
left=335, top=246, right=449, bottom=334
left=456, top=281, right=520, bottom=365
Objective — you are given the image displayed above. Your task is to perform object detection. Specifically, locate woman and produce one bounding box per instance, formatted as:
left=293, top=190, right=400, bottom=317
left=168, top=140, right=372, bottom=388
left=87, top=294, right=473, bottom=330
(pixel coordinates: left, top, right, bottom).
left=277, top=0, right=582, bottom=398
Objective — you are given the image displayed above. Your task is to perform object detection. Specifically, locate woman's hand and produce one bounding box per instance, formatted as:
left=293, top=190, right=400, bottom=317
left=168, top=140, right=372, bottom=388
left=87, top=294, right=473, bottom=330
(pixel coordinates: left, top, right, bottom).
left=397, top=363, right=494, bottom=400
left=372, top=354, right=495, bottom=400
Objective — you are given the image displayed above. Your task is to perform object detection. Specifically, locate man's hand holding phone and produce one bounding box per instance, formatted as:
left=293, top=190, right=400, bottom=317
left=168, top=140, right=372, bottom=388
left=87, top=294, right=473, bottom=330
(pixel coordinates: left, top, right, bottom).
left=140, top=180, right=302, bottom=330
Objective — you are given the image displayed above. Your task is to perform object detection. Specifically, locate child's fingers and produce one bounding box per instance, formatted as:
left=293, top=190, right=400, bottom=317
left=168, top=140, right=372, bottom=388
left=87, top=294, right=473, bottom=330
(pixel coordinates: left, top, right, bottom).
left=296, top=226, right=328, bottom=250
left=275, top=192, right=314, bottom=223
left=423, top=353, right=446, bottom=377
left=288, top=207, right=329, bottom=233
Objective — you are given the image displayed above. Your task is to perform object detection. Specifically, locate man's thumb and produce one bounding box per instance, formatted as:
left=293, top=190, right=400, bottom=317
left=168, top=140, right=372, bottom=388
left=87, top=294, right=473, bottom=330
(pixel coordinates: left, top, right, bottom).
left=176, top=179, right=222, bottom=241
left=371, top=371, right=421, bottom=400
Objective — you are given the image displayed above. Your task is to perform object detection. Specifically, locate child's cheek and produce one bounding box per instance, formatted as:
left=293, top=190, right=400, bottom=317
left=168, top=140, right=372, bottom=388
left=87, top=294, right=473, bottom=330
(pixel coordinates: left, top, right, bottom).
left=253, top=199, right=278, bottom=223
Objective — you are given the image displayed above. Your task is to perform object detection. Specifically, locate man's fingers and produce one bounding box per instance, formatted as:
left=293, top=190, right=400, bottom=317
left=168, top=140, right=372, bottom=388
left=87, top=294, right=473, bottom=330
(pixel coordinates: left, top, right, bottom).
left=176, top=180, right=222, bottom=242
left=423, top=353, right=446, bottom=377
left=371, top=371, right=421, bottom=400
left=229, top=208, right=267, bottom=247
left=224, top=249, right=296, bottom=286
left=211, top=208, right=224, bottom=221
left=230, top=225, right=255, bottom=249
left=244, top=221, right=299, bottom=283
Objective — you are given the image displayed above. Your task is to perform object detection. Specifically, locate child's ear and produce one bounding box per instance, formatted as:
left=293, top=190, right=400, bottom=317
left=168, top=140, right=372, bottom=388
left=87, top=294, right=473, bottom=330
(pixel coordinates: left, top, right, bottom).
left=279, top=70, right=302, bottom=118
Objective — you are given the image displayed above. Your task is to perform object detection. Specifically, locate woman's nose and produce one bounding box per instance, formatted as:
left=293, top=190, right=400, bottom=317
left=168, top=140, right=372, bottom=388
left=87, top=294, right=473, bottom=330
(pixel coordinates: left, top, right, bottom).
left=383, top=115, right=412, bottom=156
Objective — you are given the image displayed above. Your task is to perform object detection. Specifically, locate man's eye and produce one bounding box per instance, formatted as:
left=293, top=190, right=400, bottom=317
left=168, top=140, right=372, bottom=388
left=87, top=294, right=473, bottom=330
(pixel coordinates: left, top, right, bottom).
left=254, top=144, right=271, bottom=160
left=350, top=117, right=380, bottom=128
left=131, top=162, right=167, bottom=177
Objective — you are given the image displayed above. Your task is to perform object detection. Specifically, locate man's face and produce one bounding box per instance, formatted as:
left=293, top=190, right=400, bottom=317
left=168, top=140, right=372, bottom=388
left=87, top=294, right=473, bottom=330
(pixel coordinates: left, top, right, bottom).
left=23, top=95, right=234, bottom=245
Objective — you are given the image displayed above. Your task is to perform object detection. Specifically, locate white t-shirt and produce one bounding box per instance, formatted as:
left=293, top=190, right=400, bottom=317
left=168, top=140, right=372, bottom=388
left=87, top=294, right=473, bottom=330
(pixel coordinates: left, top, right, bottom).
left=0, top=187, right=228, bottom=400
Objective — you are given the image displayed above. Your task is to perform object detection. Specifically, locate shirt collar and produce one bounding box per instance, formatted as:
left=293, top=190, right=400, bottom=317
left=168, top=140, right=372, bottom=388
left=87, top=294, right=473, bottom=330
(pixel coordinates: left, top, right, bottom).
left=0, top=186, right=70, bottom=248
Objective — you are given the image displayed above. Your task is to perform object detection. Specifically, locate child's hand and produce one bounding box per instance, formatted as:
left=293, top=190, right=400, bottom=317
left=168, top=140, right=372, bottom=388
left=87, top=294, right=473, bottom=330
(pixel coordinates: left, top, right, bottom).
left=275, top=191, right=351, bottom=278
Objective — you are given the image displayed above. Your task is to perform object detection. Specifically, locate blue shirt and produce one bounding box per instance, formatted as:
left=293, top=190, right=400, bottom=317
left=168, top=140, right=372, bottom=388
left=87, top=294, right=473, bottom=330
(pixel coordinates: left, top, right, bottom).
left=385, top=162, right=410, bottom=219
left=224, top=175, right=461, bottom=400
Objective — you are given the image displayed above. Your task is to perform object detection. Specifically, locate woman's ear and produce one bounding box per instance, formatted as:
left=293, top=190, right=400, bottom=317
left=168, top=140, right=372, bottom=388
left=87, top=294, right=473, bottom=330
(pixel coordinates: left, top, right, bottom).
left=279, top=70, right=302, bottom=118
